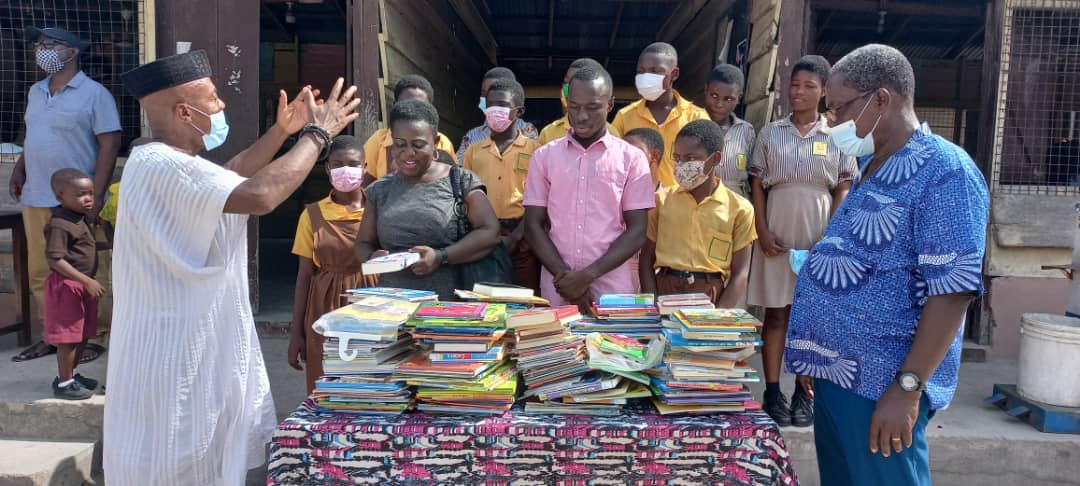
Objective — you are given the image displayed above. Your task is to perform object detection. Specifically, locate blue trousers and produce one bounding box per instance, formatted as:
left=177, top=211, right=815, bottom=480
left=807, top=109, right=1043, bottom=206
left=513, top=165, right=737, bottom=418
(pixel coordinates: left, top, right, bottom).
left=813, top=379, right=934, bottom=486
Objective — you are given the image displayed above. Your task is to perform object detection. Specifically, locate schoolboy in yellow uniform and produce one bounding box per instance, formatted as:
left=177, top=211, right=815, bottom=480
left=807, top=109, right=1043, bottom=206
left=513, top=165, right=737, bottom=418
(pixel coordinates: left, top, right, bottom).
left=462, top=79, right=540, bottom=291
left=640, top=120, right=756, bottom=308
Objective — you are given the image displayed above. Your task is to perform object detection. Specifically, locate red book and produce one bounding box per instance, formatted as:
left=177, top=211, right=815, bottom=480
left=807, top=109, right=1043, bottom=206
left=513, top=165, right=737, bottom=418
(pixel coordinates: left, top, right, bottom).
left=415, top=302, right=487, bottom=319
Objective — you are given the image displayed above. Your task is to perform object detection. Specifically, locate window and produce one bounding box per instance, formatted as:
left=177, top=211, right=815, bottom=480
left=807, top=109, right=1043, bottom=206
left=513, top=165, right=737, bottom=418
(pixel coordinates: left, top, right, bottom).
left=993, top=0, right=1080, bottom=194
left=0, top=0, right=150, bottom=152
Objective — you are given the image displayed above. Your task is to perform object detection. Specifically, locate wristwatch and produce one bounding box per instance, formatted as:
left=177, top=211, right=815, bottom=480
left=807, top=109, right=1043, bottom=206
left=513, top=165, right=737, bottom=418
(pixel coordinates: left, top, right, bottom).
left=437, top=248, right=449, bottom=265
left=895, top=371, right=925, bottom=393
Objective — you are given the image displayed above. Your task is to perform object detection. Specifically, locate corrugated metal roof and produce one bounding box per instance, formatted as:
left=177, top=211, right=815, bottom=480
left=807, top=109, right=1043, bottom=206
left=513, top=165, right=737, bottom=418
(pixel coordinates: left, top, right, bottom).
left=814, top=6, right=985, bottom=61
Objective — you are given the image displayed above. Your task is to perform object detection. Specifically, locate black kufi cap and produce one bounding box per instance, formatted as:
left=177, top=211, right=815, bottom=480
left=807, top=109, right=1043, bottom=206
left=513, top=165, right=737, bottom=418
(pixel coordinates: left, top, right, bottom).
left=121, top=49, right=213, bottom=99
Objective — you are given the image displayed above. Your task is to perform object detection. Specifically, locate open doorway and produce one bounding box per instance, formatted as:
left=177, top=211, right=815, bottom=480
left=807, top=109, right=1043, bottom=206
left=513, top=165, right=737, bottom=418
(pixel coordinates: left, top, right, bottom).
left=257, top=0, right=348, bottom=319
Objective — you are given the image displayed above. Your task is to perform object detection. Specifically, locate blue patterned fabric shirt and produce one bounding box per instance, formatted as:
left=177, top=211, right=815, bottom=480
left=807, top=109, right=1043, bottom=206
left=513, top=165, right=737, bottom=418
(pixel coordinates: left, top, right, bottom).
left=785, top=124, right=989, bottom=410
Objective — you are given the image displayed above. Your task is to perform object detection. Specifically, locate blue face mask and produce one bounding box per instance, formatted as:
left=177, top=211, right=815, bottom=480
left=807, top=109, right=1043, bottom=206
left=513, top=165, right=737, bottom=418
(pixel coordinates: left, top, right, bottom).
left=185, top=104, right=230, bottom=151
left=477, top=96, right=487, bottom=113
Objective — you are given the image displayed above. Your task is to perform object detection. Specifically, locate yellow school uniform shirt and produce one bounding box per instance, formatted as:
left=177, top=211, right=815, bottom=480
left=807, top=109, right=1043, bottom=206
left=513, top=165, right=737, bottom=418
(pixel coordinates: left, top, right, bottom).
left=611, top=90, right=708, bottom=187
left=646, top=178, right=757, bottom=280
left=538, top=116, right=621, bottom=146
left=291, top=195, right=364, bottom=267
left=462, top=133, right=540, bottom=220
left=363, top=128, right=457, bottom=179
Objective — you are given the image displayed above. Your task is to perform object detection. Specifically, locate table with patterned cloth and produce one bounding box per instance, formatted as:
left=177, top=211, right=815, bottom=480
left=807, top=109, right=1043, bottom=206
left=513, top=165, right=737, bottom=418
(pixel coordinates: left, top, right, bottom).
left=267, top=399, right=799, bottom=485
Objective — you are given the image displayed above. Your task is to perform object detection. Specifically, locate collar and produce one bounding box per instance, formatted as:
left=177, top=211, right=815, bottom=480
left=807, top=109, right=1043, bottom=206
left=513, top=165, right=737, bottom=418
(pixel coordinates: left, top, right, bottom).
left=565, top=127, right=615, bottom=152
left=37, top=71, right=87, bottom=94
left=323, top=191, right=366, bottom=211
left=51, top=206, right=86, bottom=223
left=778, top=113, right=829, bottom=136
left=674, top=177, right=728, bottom=203
left=633, top=90, right=693, bottom=121
left=478, top=131, right=529, bottom=150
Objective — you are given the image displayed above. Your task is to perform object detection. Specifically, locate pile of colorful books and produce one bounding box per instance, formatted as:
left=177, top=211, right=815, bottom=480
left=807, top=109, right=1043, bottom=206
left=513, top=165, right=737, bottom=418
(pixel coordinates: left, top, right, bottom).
left=655, top=293, right=715, bottom=315
left=570, top=294, right=663, bottom=337
left=454, top=282, right=550, bottom=307
left=650, top=308, right=763, bottom=415
left=347, top=287, right=438, bottom=303
left=507, top=306, right=591, bottom=405
left=395, top=302, right=517, bottom=415
left=310, top=297, right=424, bottom=415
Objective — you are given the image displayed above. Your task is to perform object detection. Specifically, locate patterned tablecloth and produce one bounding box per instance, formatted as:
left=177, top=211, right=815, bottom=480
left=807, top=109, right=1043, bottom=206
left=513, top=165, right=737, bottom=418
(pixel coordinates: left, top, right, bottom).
left=268, top=400, right=799, bottom=485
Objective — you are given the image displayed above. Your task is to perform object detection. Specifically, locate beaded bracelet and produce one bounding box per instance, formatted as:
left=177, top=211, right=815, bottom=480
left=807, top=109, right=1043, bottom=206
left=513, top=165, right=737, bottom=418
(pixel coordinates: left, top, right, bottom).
left=299, top=123, right=331, bottom=161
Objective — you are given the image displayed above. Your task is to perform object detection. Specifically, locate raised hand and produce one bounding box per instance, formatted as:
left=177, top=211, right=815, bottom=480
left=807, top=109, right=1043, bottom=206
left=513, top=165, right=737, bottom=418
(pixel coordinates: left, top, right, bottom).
left=305, top=77, right=361, bottom=138
left=274, top=85, right=320, bottom=136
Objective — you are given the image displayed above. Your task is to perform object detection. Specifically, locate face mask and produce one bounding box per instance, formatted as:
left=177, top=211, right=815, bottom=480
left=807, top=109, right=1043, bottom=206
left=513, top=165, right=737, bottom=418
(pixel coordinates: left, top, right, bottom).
left=673, top=159, right=710, bottom=190
left=484, top=106, right=513, bottom=133
left=36, top=49, right=65, bottom=74
left=830, top=97, right=881, bottom=157
left=330, top=166, right=365, bottom=192
left=185, top=104, right=230, bottom=151
left=477, top=97, right=487, bottom=113
left=635, top=73, right=667, bottom=102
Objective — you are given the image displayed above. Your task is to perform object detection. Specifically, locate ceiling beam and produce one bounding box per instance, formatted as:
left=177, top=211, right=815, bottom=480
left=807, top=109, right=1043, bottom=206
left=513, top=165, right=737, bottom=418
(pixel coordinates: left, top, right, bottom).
left=947, top=25, right=985, bottom=60
left=605, top=2, right=626, bottom=68
left=812, top=0, right=982, bottom=17
left=657, top=0, right=708, bottom=43
left=447, top=0, right=498, bottom=66
left=547, top=0, right=556, bottom=47
left=500, top=47, right=641, bottom=59
left=884, top=16, right=913, bottom=43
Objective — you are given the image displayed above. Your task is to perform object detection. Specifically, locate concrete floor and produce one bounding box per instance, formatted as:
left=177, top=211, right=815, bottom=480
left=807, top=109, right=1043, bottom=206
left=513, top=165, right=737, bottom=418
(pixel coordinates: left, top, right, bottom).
left=2, top=302, right=1079, bottom=485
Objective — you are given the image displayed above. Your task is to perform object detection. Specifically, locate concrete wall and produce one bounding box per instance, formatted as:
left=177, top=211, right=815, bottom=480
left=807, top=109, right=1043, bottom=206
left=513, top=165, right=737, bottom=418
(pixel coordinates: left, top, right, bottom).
left=987, top=276, right=1068, bottom=357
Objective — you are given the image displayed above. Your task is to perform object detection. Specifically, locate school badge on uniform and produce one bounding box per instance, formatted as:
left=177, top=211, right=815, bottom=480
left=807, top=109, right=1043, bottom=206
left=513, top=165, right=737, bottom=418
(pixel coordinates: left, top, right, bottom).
left=812, top=141, right=828, bottom=157
left=737, top=154, right=747, bottom=170
left=515, top=152, right=531, bottom=172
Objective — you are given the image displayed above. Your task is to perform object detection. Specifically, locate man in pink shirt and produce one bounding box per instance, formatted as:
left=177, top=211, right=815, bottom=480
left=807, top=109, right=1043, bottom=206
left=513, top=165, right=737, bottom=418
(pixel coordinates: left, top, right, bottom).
left=524, top=65, right=656, bottom=312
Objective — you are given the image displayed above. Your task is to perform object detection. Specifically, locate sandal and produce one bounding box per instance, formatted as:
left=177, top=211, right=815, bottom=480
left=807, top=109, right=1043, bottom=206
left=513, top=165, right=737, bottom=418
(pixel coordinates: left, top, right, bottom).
left=11, top=341, right=57, bottom=362
left=78, top=343, right=107, bottom=364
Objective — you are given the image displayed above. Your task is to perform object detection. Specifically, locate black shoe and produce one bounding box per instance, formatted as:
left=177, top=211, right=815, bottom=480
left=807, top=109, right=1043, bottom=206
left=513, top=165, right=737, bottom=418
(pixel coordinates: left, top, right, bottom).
left=73, top=373, right=98, bottom=391
left=764, top=392, right=792, bottom=426
left=54, top=380, right=94, bottom=400
left=791, top=387, right=814, bottom=427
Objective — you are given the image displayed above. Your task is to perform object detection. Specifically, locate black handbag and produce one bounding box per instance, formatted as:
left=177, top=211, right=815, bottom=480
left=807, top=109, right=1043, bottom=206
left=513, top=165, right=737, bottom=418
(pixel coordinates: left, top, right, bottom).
left=448, top=165, right=514, bottom=289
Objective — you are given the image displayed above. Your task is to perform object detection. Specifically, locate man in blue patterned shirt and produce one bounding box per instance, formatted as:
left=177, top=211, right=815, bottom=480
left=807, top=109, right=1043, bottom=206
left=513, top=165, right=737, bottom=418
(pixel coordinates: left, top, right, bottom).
left=786, top=44, right=989, bottom=485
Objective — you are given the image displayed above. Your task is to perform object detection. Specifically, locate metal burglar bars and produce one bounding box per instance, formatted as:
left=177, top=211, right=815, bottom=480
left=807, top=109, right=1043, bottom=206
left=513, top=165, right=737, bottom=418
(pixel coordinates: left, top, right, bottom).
left=0, top=0, right=150, bottom=153
left=992, top=0, right=1080, bottom=194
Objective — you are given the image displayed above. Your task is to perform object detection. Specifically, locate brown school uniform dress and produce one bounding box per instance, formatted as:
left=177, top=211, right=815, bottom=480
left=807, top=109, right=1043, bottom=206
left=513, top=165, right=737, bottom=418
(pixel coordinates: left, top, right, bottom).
left=299, top=200, right=367, bottom=393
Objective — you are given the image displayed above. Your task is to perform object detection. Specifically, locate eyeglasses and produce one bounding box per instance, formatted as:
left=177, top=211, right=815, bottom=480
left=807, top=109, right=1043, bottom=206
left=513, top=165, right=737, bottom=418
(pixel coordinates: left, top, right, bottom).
left=34, top=39, right=68, bottom=49
left=824, top=91, right=873, bottom=124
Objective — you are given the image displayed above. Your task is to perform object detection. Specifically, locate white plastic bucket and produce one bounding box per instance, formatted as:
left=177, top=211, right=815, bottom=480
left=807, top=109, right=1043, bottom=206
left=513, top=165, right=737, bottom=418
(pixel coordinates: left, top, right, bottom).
left=1018, top=313, right=1080, bottom=407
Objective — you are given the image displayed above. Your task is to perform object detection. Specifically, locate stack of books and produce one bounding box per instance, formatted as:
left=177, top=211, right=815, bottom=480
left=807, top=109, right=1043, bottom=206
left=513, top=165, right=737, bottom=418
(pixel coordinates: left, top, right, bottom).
left=310, top=297, right=424, bottom=415
left=650, top=308, right=764, bottom=415
left=656, top=293, right=715, bottom=315
left=346, top=287, right=438, bottom=303
left=454, top=282, right=550, bottom=307
left=570, top=294, right=663, bottom=337
left=395, top=302, right=517, bottom=415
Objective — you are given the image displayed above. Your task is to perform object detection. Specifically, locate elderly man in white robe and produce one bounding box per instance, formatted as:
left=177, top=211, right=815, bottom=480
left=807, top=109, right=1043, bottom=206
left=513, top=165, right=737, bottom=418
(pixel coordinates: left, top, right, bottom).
left=103, top=50, right=359, bottom=485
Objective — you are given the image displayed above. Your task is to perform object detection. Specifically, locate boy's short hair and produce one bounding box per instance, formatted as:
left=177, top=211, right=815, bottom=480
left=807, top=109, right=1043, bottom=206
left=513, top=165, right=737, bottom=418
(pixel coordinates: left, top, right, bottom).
left=329, top=135, right=363, bottom=156
left=709, top=64, right=745, bottom=92
left=792, top=55, right=831, bottom=84
left=483, top=67, right=516, bottom=81
left=624, top=128, right=664, bottom=157
left=394, top=74, right=435, bottom=103
left=569, top=58, right=602, bottom=71
left=486, top=78, right=525, bottom=107
left=51, top=168, right=91, bottom=194
left=389, top=99, right=439, bottom=134
left=677, top=120, right=725, bottom=155
left=641, top=42, right=678, bottom=65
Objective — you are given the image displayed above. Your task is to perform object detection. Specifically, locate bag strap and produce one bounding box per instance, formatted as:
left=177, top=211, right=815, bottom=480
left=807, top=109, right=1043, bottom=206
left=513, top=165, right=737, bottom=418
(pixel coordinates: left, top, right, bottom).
left=448, top=165, right=469, bottom=240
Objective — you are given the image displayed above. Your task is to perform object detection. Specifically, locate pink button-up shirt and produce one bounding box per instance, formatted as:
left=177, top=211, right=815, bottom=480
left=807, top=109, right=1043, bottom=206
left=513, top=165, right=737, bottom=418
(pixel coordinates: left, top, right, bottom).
left=523, top=131, right=656, bottom=305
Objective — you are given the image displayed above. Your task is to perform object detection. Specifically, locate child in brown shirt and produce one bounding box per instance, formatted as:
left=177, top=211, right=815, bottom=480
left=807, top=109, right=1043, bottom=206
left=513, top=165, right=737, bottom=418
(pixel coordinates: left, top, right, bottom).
left=43, top=169, right=106, bottom=400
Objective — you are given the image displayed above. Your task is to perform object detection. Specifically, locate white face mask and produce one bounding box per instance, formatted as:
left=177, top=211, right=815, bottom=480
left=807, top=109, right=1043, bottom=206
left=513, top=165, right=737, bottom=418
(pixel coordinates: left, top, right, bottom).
left=673, top=159, right=710, bottom=190
left=830, top=96, right=881, bottom=157
left=635, top=73, right=666, bottom=101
